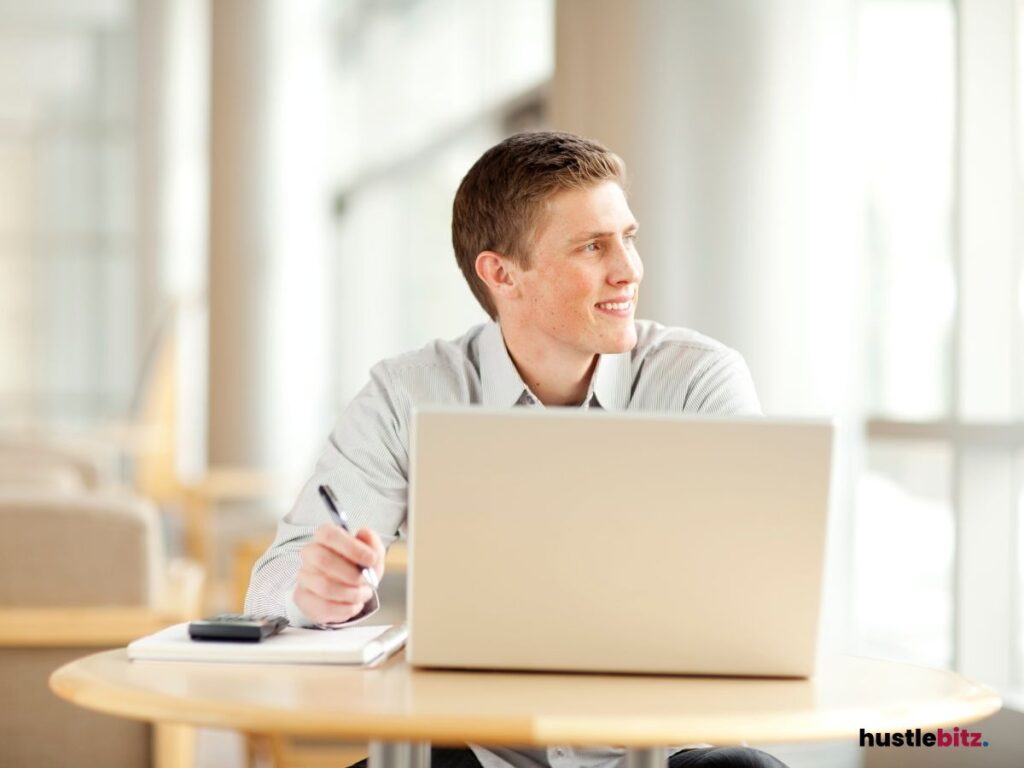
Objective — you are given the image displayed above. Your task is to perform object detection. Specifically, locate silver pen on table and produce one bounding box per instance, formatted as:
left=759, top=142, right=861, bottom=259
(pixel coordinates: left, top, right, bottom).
left=317, top=484, right=380, bottom=589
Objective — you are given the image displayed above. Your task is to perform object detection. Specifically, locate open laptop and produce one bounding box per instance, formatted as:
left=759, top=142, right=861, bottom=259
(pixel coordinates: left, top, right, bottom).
left=406, top=407, right=834, bottom=678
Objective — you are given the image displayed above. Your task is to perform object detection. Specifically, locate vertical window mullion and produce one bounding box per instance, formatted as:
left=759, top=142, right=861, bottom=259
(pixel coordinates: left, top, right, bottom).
left=954, top=0, right=1019, bottom=689
left=957, top=447, right=1016, bottom=688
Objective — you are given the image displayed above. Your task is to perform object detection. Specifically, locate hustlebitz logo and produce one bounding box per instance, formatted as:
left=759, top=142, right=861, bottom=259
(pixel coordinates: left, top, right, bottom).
left=859, top=727, right=989, bottom=748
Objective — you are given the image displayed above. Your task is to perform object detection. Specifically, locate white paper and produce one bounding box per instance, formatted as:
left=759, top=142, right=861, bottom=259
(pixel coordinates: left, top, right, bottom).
left=127, top=622, right=406, bottom=665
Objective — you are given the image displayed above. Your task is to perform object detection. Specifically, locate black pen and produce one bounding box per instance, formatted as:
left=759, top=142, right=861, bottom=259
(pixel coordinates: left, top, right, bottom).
left=317, top=484, right=380, bottom=589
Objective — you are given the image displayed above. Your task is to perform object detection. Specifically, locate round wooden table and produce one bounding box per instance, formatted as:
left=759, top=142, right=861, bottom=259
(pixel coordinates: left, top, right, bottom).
left=50, top=651, right=1000, bottom=768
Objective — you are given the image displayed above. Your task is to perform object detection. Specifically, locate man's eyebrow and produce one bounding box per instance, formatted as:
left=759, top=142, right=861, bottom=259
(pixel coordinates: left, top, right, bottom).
left=567, top=224, right=640, bottom=245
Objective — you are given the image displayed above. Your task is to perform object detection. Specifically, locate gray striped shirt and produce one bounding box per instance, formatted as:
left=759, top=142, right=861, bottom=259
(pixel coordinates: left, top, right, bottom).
left=246, top=319, right=760, bottom=768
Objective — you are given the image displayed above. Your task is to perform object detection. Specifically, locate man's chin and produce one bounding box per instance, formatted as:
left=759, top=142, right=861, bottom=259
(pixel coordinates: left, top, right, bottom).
left=600, top=330, right=638, bottom=355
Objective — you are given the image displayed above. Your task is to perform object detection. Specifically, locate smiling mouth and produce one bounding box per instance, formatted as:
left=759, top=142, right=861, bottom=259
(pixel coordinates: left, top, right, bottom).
left=595, top=300, right=632, bottom=311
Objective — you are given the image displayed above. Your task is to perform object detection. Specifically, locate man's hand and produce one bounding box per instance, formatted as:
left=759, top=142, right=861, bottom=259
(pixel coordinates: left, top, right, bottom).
left=294, top=525, right=385, bottom=625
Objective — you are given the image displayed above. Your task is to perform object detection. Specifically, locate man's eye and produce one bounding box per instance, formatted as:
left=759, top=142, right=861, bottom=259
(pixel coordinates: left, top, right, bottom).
left=625, top=233, right=638, bottom=243
left=582, top=242, right=599, bottom=252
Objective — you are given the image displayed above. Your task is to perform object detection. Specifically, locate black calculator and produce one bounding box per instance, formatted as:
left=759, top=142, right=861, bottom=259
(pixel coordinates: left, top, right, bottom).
left=188, top=613, right=290, bottom=642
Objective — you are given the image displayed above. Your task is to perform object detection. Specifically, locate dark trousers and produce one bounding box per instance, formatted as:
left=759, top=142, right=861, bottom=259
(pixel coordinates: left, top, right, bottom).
left=348, top=746, right=789, bottom=768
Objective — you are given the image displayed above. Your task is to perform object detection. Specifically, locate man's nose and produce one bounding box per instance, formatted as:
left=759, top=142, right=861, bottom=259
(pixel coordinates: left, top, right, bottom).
left=610, top=239, right=643, bottom=284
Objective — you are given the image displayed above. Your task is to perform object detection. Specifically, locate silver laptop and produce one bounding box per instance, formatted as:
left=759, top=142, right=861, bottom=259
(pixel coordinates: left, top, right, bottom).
left=406, top=407, right=834, bottom=677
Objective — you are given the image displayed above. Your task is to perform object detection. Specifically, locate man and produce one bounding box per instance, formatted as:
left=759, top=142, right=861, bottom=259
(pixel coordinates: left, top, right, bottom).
left=247, top=132, right=785, bottom=768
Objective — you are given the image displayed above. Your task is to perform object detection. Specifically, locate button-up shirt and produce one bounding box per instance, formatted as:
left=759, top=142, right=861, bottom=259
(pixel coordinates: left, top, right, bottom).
left=246, top=319, right=761, bottom=768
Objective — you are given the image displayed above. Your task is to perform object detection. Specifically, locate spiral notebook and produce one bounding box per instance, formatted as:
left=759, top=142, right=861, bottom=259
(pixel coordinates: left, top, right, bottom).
left=127, top=622, right=407, bottom=666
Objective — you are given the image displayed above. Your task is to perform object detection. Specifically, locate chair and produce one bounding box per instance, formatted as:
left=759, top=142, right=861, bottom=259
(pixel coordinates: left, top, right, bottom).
left=0, top=491, right=204, bottom=768
left=0, top=306, right=285, bottom=611
left=0, top=459, right=85, bottom=492
left=0, top=436, right=115, bottom=491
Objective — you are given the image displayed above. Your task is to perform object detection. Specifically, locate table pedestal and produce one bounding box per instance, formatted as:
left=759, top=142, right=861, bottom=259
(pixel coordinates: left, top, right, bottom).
left=367, top=743, right=670, bottom=768
left=369, top=741, right=431, bottom=768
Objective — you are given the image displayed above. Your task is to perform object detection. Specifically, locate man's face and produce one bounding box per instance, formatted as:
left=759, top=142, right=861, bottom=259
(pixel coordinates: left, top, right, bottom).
left=508, top=180, right=643, bottom=360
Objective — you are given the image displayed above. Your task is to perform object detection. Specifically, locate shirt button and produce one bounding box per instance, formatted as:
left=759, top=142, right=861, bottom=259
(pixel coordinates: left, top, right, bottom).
left=554, top=748, right=565, bottom=758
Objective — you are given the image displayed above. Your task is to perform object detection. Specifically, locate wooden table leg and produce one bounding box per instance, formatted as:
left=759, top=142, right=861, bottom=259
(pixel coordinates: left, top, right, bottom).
left=244, top=733, right=274, bottom=768
left=369, top=741, right=431, bottom=768
left=153, top=722, right=196, bottom=768
left=625, top=747, right=668, bottom=768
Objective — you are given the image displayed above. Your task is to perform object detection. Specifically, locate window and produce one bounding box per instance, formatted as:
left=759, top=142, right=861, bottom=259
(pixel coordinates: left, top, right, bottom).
left=0, top=10, right=138, bottom=429
left=326, top=0, right=554, bottom=404
left=854, top=441, right=954, bottom=668
left=857, top=0, right=1024, bottom=701
left=854, top=0, right=957, bottom=666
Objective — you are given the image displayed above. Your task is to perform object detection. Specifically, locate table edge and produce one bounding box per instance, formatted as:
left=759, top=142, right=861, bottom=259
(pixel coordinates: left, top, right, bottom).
left=47, top=650, right=1004, bottom=746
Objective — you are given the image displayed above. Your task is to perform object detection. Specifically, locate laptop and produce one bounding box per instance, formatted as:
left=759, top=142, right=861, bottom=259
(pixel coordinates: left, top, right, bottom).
left=406, top=407, right=834, bottom=677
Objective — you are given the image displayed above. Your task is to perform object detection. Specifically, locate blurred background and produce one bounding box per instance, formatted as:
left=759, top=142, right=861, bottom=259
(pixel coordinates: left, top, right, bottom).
left=0, top=0, right=1022, bottom=767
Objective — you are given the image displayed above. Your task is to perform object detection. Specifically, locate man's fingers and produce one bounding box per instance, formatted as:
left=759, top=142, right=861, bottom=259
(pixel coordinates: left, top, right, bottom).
left=356, top=527, right=383, bottom=552
left=354, top=528, right=385, bottom=574
left=293, top=585, right=365, bottom=625
left=297, top=567, right=374, bottom=605
left=314, top=524, right=378, bottom=568
left=300, top=542, right=365, bottom=586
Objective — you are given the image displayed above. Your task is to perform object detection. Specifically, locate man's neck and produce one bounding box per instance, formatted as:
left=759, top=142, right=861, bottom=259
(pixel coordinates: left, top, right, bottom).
left=498, top=321, right=597, bottom=406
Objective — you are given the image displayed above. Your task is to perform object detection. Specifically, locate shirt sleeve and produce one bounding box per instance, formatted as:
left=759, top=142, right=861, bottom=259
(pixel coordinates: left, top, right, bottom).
left=686, top=348, right=762, bottom=416
left=244, top=362, right=410, bottom=626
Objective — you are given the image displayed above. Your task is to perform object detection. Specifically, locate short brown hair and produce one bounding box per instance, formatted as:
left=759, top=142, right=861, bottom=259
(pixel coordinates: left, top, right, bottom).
left=452, top=131, right=626, bottom=319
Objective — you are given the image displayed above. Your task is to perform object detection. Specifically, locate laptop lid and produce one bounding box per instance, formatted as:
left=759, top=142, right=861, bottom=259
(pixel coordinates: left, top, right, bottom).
left=407, top=408, right=834, bottom=677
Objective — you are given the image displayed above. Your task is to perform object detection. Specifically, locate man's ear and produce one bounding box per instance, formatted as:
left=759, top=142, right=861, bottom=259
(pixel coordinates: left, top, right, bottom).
left=475, top=251, right=520, bottom=304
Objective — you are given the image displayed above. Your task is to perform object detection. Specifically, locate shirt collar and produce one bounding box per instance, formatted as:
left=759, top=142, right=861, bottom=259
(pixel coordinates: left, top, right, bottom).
left=479, top=321, right=632, bottom=411
left=479, top=321, right=532, bottom=407
left=591, top=347, right=632, bottom=411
